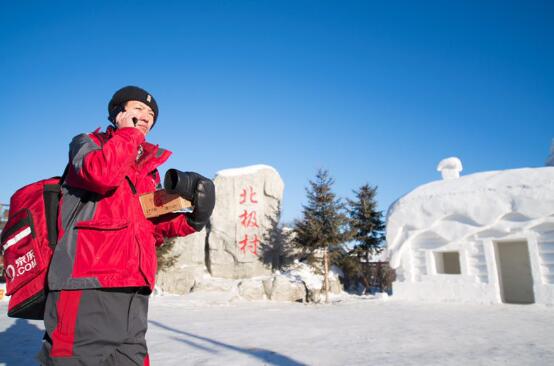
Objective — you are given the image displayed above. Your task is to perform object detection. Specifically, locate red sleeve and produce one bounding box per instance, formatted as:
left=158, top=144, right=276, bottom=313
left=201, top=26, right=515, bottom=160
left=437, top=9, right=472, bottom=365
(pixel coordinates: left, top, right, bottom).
left=66, top=128, right=144, bottom=195
left=150, top=213, right=197, bottom=247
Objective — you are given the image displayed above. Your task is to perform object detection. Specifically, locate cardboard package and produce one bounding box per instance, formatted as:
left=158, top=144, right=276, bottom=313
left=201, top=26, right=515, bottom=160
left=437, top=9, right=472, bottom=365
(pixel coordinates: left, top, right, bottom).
left=139, top=190, right=192, bottom=218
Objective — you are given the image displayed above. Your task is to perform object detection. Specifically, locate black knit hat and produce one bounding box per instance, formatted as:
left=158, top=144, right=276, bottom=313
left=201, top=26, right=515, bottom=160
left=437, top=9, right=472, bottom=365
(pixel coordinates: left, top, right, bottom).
left=108, top=85, right=159, bottom=125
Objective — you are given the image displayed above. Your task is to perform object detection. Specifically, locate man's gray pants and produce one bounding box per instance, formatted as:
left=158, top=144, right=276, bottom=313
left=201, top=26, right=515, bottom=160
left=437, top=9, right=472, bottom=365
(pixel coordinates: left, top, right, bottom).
left=37, top=287, right=150, bottom=365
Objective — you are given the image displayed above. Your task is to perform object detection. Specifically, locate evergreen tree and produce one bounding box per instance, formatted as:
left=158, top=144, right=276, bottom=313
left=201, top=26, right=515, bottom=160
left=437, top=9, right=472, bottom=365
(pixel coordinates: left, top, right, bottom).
left=156, top=238, right=180, bottom=273
left=259, top=207, right=296, bottom=271
left=293, top=169, right=348, bottom=301
left=347, top=184, right=386, bottom=262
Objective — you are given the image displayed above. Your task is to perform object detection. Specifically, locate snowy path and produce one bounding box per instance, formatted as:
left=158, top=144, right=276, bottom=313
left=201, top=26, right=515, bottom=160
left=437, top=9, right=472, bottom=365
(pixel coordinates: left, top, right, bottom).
left=1, top=295, right=553, bottom=365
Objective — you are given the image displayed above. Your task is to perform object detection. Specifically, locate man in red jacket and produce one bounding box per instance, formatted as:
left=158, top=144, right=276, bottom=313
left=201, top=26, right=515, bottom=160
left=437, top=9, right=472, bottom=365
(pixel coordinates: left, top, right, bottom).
left=38, top=86, right=215, bottom=365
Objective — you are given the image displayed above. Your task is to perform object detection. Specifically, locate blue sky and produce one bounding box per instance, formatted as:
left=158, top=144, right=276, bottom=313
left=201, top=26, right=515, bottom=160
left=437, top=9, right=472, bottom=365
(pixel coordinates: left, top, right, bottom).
left=1, top=0, right=552, bottom=223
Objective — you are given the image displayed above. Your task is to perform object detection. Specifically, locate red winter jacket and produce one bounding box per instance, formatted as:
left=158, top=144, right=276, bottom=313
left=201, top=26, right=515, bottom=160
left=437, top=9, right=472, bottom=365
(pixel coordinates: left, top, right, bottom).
left=47, top=126, right=196, bottom=291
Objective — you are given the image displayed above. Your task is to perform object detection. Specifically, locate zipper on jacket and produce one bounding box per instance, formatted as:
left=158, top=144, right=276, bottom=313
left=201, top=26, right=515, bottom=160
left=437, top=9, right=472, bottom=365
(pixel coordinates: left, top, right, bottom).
left=125, top=176, right=137, bottom=195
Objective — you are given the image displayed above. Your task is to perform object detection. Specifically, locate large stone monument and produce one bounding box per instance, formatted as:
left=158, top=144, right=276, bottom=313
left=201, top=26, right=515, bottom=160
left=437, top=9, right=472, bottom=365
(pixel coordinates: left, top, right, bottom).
left=156, top=164, right=285, bottom=293
left=209, top=164, right=284, bottom=278
left=156, top=164, right=343, bottom=301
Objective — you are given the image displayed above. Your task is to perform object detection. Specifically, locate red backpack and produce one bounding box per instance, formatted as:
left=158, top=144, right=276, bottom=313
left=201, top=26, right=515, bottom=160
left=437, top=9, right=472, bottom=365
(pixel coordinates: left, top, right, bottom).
left=1, top=131, right=108, bottom=319
left=1, top=177, right=63, bottom=319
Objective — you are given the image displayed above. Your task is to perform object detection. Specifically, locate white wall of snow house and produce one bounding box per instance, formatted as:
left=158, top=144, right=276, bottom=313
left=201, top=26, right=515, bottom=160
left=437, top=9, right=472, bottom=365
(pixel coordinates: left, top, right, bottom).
left=393, top=239, right=500, bottom=304
left=392, top=226, right=554, bottom=304
left=484, top=233, right=540, bottom=305
left=527, top=224, right=554, bottom=305
left=387, top=166, right=554, bottom=305
left=486, top=230, right=554, bottom=305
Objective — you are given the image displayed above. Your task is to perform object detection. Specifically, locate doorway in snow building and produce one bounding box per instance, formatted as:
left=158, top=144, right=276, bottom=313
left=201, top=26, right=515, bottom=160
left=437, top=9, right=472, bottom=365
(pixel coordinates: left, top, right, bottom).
left=494, top=240, right=535, bottom=304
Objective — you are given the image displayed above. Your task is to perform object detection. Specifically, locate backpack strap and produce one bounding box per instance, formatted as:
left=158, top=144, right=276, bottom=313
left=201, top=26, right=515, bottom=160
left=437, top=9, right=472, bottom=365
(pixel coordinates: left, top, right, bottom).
left=44, top=183, right=62, bottom=249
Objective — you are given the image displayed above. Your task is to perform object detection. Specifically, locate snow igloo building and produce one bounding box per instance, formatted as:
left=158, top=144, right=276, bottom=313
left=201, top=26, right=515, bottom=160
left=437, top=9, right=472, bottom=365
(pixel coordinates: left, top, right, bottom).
left=387, top=156, right=554, bottom=305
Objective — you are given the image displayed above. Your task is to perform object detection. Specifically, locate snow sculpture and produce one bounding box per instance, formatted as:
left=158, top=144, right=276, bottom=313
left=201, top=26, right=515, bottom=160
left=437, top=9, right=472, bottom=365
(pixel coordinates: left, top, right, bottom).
left=437, top=157, right=462, bottom=180
left=387, top=166, right=554, bottom=305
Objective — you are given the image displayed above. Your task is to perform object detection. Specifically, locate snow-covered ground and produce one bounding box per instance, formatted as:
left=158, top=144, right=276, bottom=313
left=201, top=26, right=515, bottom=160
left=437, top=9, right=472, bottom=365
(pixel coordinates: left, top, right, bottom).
left=1, top=294, right=553, bottom=365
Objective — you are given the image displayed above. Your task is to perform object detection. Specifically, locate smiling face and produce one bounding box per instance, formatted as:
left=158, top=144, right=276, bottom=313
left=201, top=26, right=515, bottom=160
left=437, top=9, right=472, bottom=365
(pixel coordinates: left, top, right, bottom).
left=124, top=100, right=155, bottom=135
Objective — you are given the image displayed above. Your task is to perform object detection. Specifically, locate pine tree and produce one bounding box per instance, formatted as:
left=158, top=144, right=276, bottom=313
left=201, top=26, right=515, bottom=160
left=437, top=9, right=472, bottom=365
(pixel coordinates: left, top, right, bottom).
left=259, top=207, right=296, bottom=271
left=156, top=238, right=180, bottom=273
left=293, top=169, right=348, bottom=302
left=347, top=184, right=385, bottom=262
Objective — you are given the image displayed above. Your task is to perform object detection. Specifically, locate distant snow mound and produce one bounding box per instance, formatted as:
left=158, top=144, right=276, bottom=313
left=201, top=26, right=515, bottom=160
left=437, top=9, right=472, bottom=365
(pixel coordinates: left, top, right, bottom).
left=282, top=262, right=324, bottom=289
left=280, top=261, right=343, bottom=302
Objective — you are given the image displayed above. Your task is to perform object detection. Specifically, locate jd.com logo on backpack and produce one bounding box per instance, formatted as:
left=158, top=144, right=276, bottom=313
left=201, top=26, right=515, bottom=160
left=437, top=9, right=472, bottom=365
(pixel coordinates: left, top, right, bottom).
left=5, top=248, right=39, bottom=280
left=0, top=177, right=63, bottom=319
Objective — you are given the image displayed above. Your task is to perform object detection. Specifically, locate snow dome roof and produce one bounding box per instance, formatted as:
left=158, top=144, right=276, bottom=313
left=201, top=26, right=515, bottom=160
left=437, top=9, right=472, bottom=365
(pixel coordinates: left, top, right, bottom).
left=386, top=167, right=554, bottom=268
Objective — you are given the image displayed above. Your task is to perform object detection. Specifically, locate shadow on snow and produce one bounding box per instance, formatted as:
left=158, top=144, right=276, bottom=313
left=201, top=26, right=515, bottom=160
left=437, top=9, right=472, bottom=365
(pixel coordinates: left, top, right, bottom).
left=149, top=320, right=306, bottom=366
left=0, top=318, right=43, bottom=365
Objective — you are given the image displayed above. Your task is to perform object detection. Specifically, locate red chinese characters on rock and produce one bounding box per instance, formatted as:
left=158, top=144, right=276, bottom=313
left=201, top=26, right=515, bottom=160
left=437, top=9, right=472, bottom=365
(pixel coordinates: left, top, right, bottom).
left=239, top=210, right=259, bottom=228
left=240, top=186, right=258, bottom=204
left=239, top=234, right=260, bottom=256
left=237, top=185, right=261, bottom=255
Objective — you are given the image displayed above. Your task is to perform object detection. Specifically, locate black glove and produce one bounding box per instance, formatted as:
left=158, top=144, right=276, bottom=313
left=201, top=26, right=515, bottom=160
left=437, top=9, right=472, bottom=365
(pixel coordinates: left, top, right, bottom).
left=164, top=169, right=215, bottom=231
